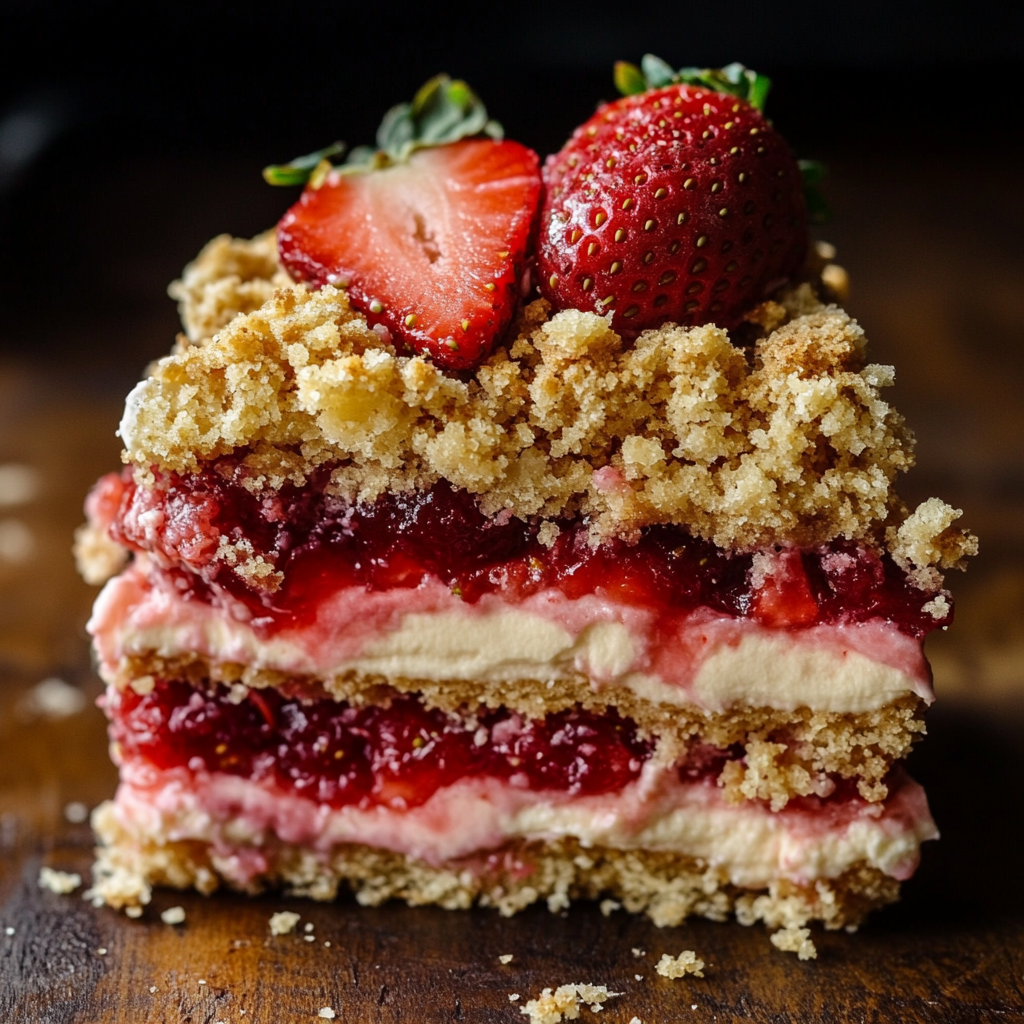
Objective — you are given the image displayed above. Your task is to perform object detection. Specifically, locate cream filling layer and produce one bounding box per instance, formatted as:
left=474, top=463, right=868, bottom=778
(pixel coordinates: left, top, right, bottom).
left=109, top=758, right=937, bottom=891
left=89, top=560, right=932, bottom=713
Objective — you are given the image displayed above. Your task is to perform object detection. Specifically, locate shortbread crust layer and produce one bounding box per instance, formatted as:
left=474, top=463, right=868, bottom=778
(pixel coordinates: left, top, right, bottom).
left=89, top=781, right=916, bottom=931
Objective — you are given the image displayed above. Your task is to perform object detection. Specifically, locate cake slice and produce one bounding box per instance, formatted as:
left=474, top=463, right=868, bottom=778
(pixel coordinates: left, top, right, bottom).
left=76, top=66, right=975, bottom=939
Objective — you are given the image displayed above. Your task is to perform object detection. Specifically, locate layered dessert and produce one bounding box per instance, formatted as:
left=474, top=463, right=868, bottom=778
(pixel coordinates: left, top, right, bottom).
left=77, top=64, right=975, bottom=939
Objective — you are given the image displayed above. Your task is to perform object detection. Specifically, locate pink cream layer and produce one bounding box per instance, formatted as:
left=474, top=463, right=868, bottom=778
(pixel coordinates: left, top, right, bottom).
left=108, top=757, right=937, bottom=890
left=90, top=557, right=932, bottom=710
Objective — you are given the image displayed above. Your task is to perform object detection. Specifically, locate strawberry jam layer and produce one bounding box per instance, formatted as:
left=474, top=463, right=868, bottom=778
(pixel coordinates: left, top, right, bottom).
left=107, top=680, right=657, bottom=810
left=90, top=462, right=951, bottom=639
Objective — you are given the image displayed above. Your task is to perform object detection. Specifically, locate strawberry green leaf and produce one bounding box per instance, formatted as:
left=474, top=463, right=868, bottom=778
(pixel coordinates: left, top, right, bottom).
left=798, top=159, right=827, bottom=185
left=799, top=160, right=832, bottom=224
left=345, top=145, right=379, bottom=168
left=748, top=72, right=772, bottom=112
left=375, top=74, right=502, bottom=163
left=262, top=142, right=346, bottom=186
left=265, top=76, right=503, bottom=186
left=617, top=56, right=772, bottom=111
left=614, top=61, right=647, bottom=97
left=639, top=54, right=676, bottom=88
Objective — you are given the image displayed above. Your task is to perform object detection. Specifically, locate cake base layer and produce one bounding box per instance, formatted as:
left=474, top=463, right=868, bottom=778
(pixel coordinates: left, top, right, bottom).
left=88, top=800, right=899, bottom=932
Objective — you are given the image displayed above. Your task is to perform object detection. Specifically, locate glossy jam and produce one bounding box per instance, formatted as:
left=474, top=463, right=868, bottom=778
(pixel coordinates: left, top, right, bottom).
left=108, top=681, right=654, bottom=809
left=92, top=463, right=951, bottom=638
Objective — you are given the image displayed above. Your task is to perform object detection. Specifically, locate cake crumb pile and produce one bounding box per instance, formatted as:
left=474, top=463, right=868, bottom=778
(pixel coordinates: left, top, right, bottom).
left=117, top=233, right=977, bottom=565
left=655, top=950, right=705, bottom=979
left=519, top=983, right=620, bottom=1024
left=770, top=924, right=818, bottom=960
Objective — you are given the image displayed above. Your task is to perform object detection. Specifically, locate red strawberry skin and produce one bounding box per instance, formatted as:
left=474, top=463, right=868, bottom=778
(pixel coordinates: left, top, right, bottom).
left=278, top=139, right=541, bottom=370
left=538, top=85, right=806, bottom=334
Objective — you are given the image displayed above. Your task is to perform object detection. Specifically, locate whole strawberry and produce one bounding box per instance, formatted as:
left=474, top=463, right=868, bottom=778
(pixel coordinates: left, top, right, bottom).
left=267, top=76, right=541, bottom=371
left=538, top=57, right=808, bottom=335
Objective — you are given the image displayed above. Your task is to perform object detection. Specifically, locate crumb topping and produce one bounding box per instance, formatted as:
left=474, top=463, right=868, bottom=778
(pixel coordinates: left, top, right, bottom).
left=120, top=233, right=976, bottom=565
left=168, top=231, right=291, bottom=345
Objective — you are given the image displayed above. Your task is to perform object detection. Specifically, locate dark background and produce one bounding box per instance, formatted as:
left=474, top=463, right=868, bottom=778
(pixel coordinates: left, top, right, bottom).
left=1, top=0, right=1023, bottom=390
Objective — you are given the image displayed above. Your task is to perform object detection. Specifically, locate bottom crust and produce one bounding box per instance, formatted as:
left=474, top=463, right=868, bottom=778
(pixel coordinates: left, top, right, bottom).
left=87, top=799, right=899, bottom=933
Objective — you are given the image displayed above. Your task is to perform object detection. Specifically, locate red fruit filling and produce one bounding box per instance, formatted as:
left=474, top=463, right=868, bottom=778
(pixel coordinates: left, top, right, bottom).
left=92, top=463, right=951, bottom=639
left=107, top=681, right=654, bottom=809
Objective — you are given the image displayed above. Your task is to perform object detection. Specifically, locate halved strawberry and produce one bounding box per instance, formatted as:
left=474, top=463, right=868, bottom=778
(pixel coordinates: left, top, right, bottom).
left=278, top=139, right=540, bottom=369
left=268, top=76, right=541, bottom=370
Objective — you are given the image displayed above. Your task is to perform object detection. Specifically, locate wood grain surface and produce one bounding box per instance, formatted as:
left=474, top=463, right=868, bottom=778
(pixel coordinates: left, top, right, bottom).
left=1, top=159, right=1023, bottom=1022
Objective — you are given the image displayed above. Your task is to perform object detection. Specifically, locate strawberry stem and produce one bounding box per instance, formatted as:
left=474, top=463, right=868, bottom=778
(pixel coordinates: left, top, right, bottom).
left=615, top=55, right=773, bottom=111
left=263, top=142, right=346, bottom=187
left=264, top=75, right=504, bottom=186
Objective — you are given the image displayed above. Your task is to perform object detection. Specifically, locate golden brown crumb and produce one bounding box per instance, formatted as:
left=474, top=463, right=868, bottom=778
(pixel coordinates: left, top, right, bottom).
left=109, top=652, right=927, bottom=808
left=38, top=866, right=82, bottom=894
left=268, top=910, right=301, bottom=935
left=73, top=520, right=129, bottom=586
left=168, top=231, right=292, bottom=344
left=888, top=497, right=979, bottom=588
left=119, top=237, right=975, bottom=565
left=655, top=951, right=705, bottom=979
left=769, top=923, right=818, bottom=960
left=820, top=264, right=850, bottom=303
left=520, top=983, right=620, bottom=1024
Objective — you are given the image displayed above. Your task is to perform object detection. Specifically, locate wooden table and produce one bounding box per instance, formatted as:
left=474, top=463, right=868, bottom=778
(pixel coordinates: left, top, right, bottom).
left=1, top=158, right=1023, bottom=1022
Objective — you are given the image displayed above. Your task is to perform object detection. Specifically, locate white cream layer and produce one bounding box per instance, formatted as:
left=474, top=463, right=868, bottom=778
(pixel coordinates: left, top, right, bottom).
left=89, top=559, right=932, bottom=713
left=110, top=758, right=937, bottom=890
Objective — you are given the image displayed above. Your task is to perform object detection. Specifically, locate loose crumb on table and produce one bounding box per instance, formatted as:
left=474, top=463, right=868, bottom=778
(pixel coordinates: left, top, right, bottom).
left=655, top=951, right=705, bottom=979
left=38, top=866, right=82, bottom=894
left=269, top=911, right=301, bottom=935
left=519, top=983, right=620, bottom=1024
left=770, top=924, right=818, bottom=960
